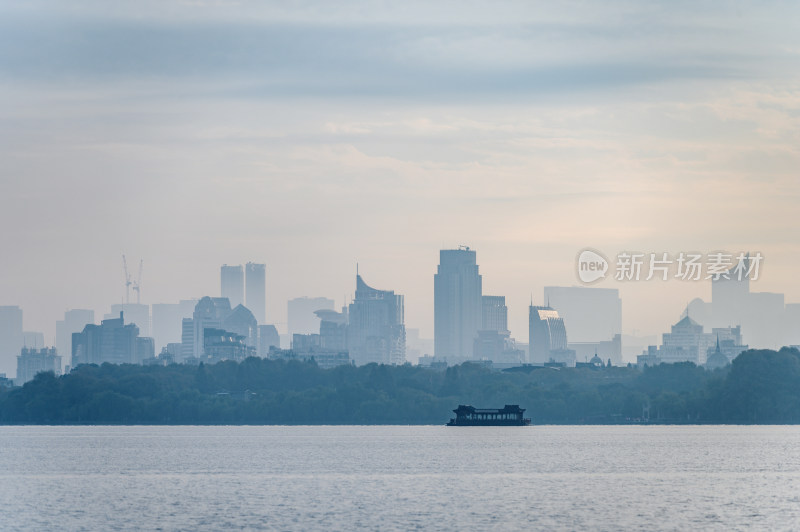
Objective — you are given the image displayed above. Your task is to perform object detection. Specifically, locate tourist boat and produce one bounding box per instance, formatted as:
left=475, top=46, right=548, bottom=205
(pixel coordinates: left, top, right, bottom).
left=446, top=404, right=531, bottom=426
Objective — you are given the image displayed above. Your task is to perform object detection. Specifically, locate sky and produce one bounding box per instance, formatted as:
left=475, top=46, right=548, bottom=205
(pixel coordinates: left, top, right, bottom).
left=1, top=0, right=799, bottom=352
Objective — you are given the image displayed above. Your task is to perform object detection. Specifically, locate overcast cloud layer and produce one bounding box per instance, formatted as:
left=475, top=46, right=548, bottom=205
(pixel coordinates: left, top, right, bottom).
left=2, top=0, right=799, bottom=360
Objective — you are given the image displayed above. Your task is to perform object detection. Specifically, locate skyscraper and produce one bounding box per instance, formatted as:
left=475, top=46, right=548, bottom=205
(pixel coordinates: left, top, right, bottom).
left=481, top=295, right=508, bottom=333
left=434, top=247, right=482, bottom=362
left=316, top=309, right=348, bottom=351
left=22, top=331, right=45, bottom=349
left=72, top=312, right=151, bottom=366
left=528, top=305, right=569, bottom=364
left=711, top=255, right=750, bottom=329
left=56, top=309, right=95, bottom=367
left=107, top=303, right=150, bottom=338
left=347, top=275, right=405, bottom=365
left=16, top=347, right=61, bottom=385
left=245, top=262, right=266, bottom=324
left=221, top=264, right=244, bottom=308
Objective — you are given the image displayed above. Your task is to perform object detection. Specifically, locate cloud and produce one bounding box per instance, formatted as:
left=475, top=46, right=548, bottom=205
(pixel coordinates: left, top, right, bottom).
left=1, top=2, right=798, bottom=102
left=2, top=0, right=800, bottom=341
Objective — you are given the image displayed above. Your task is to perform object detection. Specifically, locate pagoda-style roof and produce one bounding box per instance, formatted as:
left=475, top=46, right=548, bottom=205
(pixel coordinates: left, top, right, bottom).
left=453, top=404, right=525, bottom=415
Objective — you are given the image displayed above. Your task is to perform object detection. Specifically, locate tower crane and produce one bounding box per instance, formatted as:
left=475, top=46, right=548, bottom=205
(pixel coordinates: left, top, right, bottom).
left=122, top=254, right=132, bottom=304
left=132, top=260, right=143, bottom=304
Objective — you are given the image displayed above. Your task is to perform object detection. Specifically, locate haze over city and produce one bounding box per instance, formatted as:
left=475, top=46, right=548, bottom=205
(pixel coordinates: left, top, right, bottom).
left=5, top=3, right=800, bottom=531
left=2, top=0, right=800, bottom=352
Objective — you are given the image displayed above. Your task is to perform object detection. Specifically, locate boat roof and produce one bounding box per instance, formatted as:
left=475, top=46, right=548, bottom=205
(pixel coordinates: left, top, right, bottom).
left=453, top=404, right=525, bottom=414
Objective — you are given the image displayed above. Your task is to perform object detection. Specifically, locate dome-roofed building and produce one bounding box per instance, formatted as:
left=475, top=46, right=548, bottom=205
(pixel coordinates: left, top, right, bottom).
left=224, top=304, right=258, bottom=348
left=193, top=296, right=231, bottom=321
left=182, top=297, right=258, bottom=362
left=589, top=353, right=604, bottom=367
left=705, top=336, right=731, bottom=370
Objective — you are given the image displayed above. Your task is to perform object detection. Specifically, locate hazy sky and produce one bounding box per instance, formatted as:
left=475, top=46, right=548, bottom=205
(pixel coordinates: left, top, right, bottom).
left=2, top=0, right=799, bottom=348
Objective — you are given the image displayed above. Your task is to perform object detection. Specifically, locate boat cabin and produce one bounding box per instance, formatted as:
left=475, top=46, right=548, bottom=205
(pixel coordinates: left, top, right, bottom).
left=447, top=404, right=531, bottom=426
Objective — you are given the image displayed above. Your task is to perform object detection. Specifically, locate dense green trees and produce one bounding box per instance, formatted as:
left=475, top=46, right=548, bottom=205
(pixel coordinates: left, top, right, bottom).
left=1, top=348, right=799, bottom=424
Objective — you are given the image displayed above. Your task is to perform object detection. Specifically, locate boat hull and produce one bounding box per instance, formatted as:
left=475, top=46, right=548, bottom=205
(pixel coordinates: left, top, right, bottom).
left=446, top=418, right=531, bottom=426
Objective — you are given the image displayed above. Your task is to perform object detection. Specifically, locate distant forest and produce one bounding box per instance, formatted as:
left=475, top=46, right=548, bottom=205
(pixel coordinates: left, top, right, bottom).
left=2, top=348, right=800, bottom=425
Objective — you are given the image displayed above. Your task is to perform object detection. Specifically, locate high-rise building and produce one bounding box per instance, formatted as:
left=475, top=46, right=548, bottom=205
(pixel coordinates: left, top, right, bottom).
left=106, top=303, right=150, bottom=338
left=660, top=315, right=714, bottom=364
left=56, top=309, right=94, bottom=367
left=347, top=275, right=405, bottom=365
left=181, top=318, right=194, bottom=362
left=786, top=304, right=800, bottom=346
left=23, top=331, right=45, bottom=349
left=746, top=292, right=785, bottom=349
left=224, top=304, right=258, bottom=348
left=689, top=254, right=795, bottom=349
left=316, top=309, right=348, bottom=351
left=287, top=297, right=335, bottom=337
left=72, top=312, right=152, bottom=366
left=202, top=328, right=255, bottom=363
left=434, top=247, right=482, bottom=362
left=640, top=315, right=717, bottom=366
left=136, top=337, right=155, bottom=362
left=528, top=305, right=570, bottom=364
left=221, top=264, right=245, bottom=308
left=184, top=297, right=232, bottom=360
left=0, top=306, right=23, bottom=377
left=475, top=296, right=523, bottom=364
left=711, top=255, right=750, bottom=329
left=481, top=295, right=508, bottom=333
left=16, top=347, right=61, bottom=385
left=245, top=262, right=266, bottom=324
left=180, top=297, right=259, bottom=361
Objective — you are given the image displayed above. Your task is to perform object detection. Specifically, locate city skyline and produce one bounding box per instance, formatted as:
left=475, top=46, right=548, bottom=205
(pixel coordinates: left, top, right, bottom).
left=1, top=247, right=798, bottom=356
left=3, top=3, right=800, bottom=530
left=2, top=1, right=800, bottom=359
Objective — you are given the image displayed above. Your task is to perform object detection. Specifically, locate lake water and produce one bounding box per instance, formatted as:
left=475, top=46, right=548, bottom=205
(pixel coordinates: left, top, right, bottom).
left=1, top=425, right=800, bottom=531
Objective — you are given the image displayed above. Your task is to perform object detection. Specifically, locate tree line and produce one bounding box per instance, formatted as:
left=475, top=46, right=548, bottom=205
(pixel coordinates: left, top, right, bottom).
left=1, top=347, right=799, bottom=424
